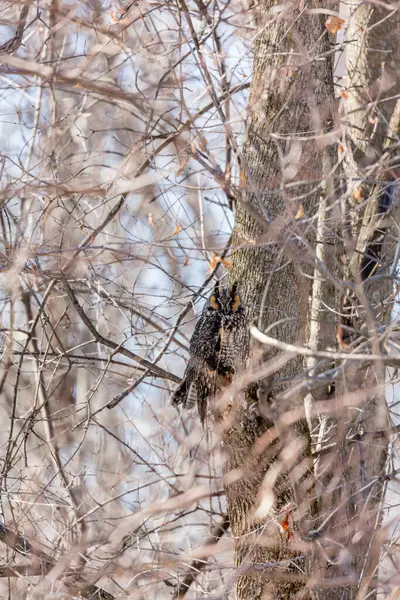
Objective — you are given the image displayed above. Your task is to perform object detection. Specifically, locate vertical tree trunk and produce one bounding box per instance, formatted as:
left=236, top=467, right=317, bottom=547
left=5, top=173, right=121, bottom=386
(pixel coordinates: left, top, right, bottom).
left=223, top=2, right=337, bottom=598
left=325, top=2, right=400, bottom=598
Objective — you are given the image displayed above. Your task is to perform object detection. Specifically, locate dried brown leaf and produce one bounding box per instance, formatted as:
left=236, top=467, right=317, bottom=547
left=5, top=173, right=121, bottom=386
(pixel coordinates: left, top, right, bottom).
left=221, top=258, right=232, bottom=270
left=325, top=16, right=344, bottom=34
left=198, top=136, right=208, bottom=152
left=176, top=158, right=189, bottom=177
left=208, top=252, right=217, bottom=272
left=295, top=205, right=304, bottom=220
left=207, top=252, right=231, bottom=273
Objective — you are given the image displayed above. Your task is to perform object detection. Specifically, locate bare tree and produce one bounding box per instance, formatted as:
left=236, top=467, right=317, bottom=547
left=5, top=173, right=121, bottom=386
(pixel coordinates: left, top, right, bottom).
left=0, top=1, right=399, bottom=599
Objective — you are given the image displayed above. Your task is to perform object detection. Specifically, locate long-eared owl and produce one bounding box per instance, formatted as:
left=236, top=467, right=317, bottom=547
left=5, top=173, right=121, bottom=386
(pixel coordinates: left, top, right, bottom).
left=171, top=282, right=250, bottom=424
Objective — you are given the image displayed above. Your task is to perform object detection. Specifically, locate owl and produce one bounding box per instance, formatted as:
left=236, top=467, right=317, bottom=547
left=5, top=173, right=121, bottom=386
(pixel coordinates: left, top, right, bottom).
left=171, top=282, right=250, bottom=424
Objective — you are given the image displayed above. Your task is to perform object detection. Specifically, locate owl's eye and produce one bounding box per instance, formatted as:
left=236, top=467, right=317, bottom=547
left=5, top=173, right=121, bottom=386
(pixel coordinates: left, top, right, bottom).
left=231, top=294, right=241, bottom=311
left=209, top=295, right=219, bottom=310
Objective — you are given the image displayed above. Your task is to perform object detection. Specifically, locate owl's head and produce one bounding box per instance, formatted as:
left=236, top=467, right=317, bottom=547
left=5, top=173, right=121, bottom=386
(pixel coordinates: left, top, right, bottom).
left=207, top=282, right=243, bottom=315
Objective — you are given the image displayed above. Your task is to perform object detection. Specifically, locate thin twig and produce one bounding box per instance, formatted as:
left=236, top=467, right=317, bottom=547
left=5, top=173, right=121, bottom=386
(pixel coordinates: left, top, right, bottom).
left=62, top=279, right=180, bottom=383
left=0, top=521, right=113, bottom=599
left=251, top=325, right=400, bottom=365
left=173, top=514, right=230, bottom=599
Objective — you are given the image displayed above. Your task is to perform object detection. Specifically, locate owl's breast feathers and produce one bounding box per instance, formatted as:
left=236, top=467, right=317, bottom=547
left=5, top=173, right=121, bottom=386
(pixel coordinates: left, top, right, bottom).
left=215, top=313, right=249, bottom=374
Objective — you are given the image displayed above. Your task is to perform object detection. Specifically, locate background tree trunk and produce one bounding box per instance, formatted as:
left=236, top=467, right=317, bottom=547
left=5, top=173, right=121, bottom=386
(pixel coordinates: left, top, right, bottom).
left=324, top=2, right=400, bottom=598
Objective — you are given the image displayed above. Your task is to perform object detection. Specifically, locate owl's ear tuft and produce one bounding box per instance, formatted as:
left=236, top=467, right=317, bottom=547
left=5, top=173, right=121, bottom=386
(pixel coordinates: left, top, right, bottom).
left=230, top=282, right=238, bottom=297
left=213, top=281, right=222, bottom=296
left=210, top=282, right=221, bottom=309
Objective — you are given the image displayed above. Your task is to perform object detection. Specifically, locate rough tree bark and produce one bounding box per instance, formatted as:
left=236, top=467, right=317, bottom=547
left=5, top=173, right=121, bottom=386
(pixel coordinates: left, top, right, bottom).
left=323, top=2, right=400, bottom=598
left=222, top=1, right=338, bottom=598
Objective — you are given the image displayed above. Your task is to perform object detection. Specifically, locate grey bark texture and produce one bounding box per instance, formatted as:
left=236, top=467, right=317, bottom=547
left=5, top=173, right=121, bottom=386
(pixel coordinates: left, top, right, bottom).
left=328, top=2, right=400, bottom=599
left=223, top=1, right=337, bottom=598
left=223, top=1, right=400, bottom=599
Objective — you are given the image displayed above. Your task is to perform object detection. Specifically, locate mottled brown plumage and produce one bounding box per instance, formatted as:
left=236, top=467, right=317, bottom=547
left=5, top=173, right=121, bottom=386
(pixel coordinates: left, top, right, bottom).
left=171, top=283, right=250, bottom=424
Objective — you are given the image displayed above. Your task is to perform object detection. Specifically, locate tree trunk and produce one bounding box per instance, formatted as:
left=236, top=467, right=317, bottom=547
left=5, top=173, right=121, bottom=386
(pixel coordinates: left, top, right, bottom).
left=322, top=2, right=400, bottom=598
left=223, top=2, right=337, bottom=598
